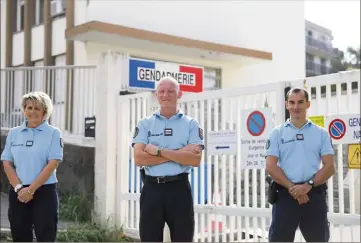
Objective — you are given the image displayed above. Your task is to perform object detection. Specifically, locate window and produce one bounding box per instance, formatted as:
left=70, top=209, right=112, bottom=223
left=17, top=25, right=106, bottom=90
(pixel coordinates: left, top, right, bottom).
left=306, top=54, right=314, bottom=61
left=35, top=0, right=45, bottom=25
left=50, top=0, right=66, bottom=17
left=203, top=68, right=221, bottom=90
left=16, top=0, right=25, bottom=32
left=352, top=81, right=359, bottom=93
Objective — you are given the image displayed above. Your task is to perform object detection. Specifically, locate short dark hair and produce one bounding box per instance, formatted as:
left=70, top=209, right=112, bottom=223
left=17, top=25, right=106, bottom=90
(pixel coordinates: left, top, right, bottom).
left=286, top=87, right=309, bottom=102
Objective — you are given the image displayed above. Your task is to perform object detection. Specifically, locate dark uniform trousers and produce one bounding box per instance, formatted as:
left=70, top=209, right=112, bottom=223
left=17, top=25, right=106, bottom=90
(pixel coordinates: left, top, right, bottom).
left=8, top=183, right=59, bottom=242
left=139, top=172, right=194, bottom=242
left=269, top=184, right=330, bottom=242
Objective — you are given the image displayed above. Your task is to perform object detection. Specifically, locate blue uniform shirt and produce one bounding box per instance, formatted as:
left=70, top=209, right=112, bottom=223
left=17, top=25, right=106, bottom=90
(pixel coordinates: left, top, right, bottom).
left=1, top=120, right=63, bottom=185
left=266, top=119, right=334, bottom=183
left=132, top=109, right=204, bottom=177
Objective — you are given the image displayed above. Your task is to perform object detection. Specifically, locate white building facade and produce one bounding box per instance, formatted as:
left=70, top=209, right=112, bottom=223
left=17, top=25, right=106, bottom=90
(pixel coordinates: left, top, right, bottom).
left=2, top=1, right=306, bottom=83
left=305, top=19, right=334, bottom=77
left=1, top=0, right=306, bottom=138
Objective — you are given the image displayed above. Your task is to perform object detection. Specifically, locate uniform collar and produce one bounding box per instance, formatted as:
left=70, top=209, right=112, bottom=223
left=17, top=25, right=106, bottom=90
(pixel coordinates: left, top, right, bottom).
left=154, top=109, right=184, bottom=120
left=284, top=118, right=313, bottom=129
left=20, top=120, right=49, bottom=131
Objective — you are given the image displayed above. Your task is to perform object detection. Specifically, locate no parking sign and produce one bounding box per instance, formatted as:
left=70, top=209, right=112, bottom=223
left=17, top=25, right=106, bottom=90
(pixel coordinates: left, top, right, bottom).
left=325, top=114, right=360, bottom=144
left=241, top=108, right=273, bottom=169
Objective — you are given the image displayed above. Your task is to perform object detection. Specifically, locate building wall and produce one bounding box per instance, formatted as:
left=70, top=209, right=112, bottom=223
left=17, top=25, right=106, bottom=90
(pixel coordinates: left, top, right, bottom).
left=0, top=1, right=6, bottom=69
left=1, top=0, right=68, bottom=67
left=305, top=20, right=334, bottom=76
left=75, top=0, right=305, bottom=87
left=2, top=0, right=305, bottom=116
left=305, top=20, right=333, bottom=43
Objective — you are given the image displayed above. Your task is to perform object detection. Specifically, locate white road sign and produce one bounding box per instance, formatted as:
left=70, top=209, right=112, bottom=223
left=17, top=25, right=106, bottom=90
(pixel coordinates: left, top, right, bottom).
left=241, top=108, right=273, bottom=169
left=207, top=130, right=237, bottom=156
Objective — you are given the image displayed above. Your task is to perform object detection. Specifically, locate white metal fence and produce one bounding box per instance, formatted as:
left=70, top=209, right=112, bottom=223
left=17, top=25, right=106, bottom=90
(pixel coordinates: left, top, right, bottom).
left=0, top=65, right=97, bottom=137
left=114, top=70, right=360, bottom=242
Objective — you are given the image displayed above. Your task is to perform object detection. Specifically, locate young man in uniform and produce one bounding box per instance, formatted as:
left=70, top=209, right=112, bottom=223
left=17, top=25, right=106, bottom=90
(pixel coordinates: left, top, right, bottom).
left=266, top=87, right=335, bottom=242
left=132, top=76, right=204, bottom=242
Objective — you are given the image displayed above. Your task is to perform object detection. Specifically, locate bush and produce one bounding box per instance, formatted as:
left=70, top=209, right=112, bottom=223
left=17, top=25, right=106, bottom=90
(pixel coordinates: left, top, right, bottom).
left=59, top=193, right=93, bottom=222
left=56, top=223, right=133, bottom=242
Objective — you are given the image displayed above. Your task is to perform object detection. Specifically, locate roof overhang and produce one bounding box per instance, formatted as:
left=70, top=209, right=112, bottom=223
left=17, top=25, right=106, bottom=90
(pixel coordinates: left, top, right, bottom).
left=65, top=21, right=273, bottom=65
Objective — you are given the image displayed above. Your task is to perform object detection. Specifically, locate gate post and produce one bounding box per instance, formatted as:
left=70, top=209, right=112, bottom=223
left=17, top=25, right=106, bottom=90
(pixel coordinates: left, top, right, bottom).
left=94, top=51, right=121, bottom=226
left=276, top=81, right=287, bottom=124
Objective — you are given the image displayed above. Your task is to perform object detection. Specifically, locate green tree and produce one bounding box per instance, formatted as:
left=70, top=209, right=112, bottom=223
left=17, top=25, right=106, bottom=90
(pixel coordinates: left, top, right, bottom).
left=346, top=47, right=360, bottom=68
left=330, top=48, right=349, bottom=73
left=330, top=46, right=360, bottom=73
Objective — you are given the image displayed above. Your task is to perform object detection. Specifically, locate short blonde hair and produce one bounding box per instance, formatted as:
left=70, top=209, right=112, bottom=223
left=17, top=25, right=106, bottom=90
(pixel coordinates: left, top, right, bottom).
left=21, top=91, right=53, bottom=120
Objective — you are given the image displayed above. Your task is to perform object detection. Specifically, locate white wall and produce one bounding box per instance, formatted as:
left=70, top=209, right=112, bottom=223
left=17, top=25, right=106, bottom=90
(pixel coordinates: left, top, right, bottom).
left=52, top=17, right=66, bottom=56
left=223, top=2, right=305, bottom=87
left=0, top=0, right=5, bottom=114
left=31, top=25, right=44, bottom=61
left=12, top=32, right=24, bottom=66
left=1, top=1, right=6, bottom=68
left=86, top=1, right=301, bottom=53
left=73, top=1, right=89, bottom=65
left=80, top=0, right=305, bottom=87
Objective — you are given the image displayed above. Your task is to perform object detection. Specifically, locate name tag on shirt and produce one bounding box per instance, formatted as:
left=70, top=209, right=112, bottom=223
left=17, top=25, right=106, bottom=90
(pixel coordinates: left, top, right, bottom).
left=26, top=141, right=34, bottom=147
left=296, top=134, right=304, bottom=140
left=164, top=128, right=173, bottom=136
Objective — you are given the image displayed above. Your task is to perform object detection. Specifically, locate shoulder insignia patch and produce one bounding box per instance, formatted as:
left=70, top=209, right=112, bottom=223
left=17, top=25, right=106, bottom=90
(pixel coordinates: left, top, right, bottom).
left=199, top=128, right=204, bottom=140
left=60, top=138, right=64, bottom=148
left=266, top=139, right=270, bottom=150
left=133, top=127, right=139, bottom=138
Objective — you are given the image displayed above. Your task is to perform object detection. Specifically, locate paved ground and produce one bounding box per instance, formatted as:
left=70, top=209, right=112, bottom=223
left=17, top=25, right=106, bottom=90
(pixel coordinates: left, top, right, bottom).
left=1, top=193, right=73, bottom=230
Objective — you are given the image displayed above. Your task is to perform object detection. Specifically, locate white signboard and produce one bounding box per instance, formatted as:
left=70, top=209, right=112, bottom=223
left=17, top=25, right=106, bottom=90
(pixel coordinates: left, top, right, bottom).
left=241, top=108, right=273, bottom=169
left=207, top=130, right=237, bottom=155
left=325, top=114, right=360, bottom=145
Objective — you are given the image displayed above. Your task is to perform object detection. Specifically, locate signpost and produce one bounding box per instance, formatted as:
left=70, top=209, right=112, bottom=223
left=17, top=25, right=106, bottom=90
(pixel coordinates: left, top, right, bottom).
left=348, top=144, right=361, bottom=169
left=241, top=108, right=273, bottom=169
left=328, top=119, right=347, bottom=140
left=325, top=114, right=360, bottom=144
left=207, top=130, right=237, bottom=156
left=308, top=115, right=325, bottom=127
left=128, top=57, right=204, bottom=93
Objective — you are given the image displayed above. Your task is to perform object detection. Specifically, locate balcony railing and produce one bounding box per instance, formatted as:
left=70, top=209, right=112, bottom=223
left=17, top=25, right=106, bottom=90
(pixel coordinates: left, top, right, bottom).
left=306, top=61, right=330, bottom=75
left=306, top=36, right=333, bottom=54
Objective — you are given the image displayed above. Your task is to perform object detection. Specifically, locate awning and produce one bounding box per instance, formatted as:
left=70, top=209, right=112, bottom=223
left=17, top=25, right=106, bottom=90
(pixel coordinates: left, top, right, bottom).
left=65, top=21, right=272, bottom=65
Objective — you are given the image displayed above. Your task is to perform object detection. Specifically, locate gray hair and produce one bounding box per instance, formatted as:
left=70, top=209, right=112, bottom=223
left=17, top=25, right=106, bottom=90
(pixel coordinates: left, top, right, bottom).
left=157, top=76, right=180, bottom=92
left=21, top=91, right=53, bottom=120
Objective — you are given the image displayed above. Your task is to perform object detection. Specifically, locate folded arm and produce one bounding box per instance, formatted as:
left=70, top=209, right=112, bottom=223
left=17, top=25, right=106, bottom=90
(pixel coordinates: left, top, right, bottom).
left=160, top=145, right=202, bottom=167
left=133, top=143, right=169, bottom=166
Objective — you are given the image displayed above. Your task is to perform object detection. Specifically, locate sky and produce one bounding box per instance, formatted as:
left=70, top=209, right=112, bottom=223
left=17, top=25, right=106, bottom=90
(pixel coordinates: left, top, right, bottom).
left=304, top=0, right=360, bottom=53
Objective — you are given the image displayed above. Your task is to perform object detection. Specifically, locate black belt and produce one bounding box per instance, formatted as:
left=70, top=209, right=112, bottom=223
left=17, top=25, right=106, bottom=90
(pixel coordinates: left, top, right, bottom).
left=144, top=173, right=188, bottom=184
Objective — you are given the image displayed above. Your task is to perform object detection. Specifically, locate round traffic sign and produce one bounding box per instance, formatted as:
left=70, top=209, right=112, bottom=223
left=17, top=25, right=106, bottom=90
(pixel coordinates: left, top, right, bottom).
left=328, top=119, right=346, bottom=140
left=247, top=110, right=266, bottom=136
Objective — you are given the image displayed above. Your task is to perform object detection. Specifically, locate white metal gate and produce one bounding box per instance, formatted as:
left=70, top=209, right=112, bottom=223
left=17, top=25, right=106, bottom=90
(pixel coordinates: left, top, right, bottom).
left=0, top=65, right=97, bottom=138
left=112, top=70, right=360, bottom=242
